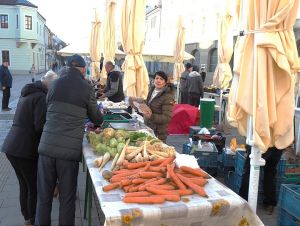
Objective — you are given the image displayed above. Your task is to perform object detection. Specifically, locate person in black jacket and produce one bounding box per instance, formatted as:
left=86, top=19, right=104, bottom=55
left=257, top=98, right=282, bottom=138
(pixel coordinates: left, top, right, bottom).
left=0, top=61, right=13, bottom=111
left=35, top=54, right=103, bottom=226
left=179, top=63, right=192, bottom=104
left=1, top=70, right=59, bottom=226
left=100, top=61, right=125, bottom=102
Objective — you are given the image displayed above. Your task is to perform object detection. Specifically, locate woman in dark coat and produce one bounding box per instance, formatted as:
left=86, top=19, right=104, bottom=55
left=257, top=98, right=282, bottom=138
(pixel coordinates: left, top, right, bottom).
left=1, top=71, right=58, bottom=226
left=131, top=71, right=175, bottom=142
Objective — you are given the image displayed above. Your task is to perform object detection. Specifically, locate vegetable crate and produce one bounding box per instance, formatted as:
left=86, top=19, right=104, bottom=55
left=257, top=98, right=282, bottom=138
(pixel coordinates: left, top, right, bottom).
left=222, top=149, right=236, bottom=168
left=277, top=208, right=300, bottom=226
left=188, top=126, right=216, bottom=138
left=279, top=184, right=300, bottom=220
left=233, top=172, right=243, bottom=193
left=182, top=143, right=218, bottom=174
left=278, top=163, right=300, bottom=183
left=224, top=171, right=235, bottom=191
left=235, top=150, right=246, bottom=176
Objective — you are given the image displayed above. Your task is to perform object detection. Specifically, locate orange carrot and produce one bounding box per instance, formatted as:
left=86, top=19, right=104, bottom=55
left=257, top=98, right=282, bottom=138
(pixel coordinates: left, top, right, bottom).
left=124, top=191, right=152, bottom=197
left=123, top=184, right=135, bottom=193
left=189, top=178, right=208, bottom=186
left=149, top=184, right=175, bottom=190
left=128, top=186, right=139, bottom=192
left=175, top=189, right=194, bottom=196
left=167, top=164, right=186, bottom=190
left=102, top=182, right=120, bottom=192
left=152, top=194, right=180, bottom=202
left=132, top=178, right=148, bottom=184
left=123, top=196, right=165, bottom=204
left=113, top=169, right=138, bottom=175
left=144, top=162, right=151, bottom=171
left=179, top=166, right=209, bottom=178
left=149, top=158, right=166, bottom=166
left=159, top=157, right=175, bottom=167
left=120, top=179, right=132, bottom=187
left=148, top=166, right=166, bottom=173
left=139, top=171, right=164, bottom=179
left=176, top=173, right=208, bottom=197
left=146, top=187, right=178, bottom=195
left=111, top=170, right=140, bottom=179
left=138, top=178, right=167, bottom=191
left=127, top=162, right=148, bottom=169
left=110, top=176, right=125, bottom=183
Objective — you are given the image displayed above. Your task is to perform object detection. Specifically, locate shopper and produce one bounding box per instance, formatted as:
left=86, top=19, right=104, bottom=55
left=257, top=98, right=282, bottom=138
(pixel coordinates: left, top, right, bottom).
left=30, top=64, right=36, bottom=82
left=200, top=67, right=206, bottom=83
left=100, top=61, right=125, bottom=102
left=239, top=145, right=284, bottom=214
left=130, top=71, right=175, bottom=142
left=35, top=54, right=103, bottom=226
left=187, top=65, right=204, bottom=107
left=0, top=61, right=13, bottom=111
left=179, top=63, right=192, bottom=104
left=1, top=71, right=58, bottom=226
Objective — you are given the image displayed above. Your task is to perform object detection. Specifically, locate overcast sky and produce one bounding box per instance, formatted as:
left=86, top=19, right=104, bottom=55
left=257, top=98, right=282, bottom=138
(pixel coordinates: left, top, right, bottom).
left=30, top=0, right=300, bottom=45
left=30, top=0, right=157, bottom=44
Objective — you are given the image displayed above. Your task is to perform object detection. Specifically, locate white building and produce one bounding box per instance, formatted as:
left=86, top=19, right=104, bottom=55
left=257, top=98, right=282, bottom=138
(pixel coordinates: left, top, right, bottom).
left=0, top=0, right=62, bottom=74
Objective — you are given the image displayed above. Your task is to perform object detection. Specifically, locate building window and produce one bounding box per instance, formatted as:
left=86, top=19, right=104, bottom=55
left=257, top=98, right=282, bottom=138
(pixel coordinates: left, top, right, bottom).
left=37, top=22, right=38, bottom=34
left=209, top=48, right=218, bottom=72
left=16, top=15, right=18, bottom=28
left=40, top=25, right=42, bottom=35
left=151, top=16, right=156, bottom=29
left=0, top=15, right=8, bottom=29
left=2, top=51, right=10, bottom=64
left=25, top=15, right=32, bottom=30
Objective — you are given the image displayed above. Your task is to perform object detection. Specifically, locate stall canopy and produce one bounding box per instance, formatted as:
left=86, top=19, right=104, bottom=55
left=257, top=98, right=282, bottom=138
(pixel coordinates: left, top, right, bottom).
left=143, top=41, right=194, bottom=63
left=121, top=0, right=149, bottom=98
left=212, top=0, right=233, bottom=90
left=57, top=40, right=125, bottom=58
left=101, top=0, right=117, bottom=79
left=57, top=42, right=89, bottom=57
left=228, top=0, right=300, bottom=152
left=173, top=16, right=186, bottom=82
left=227, top=0, right=300, bottom=211
left=90, top=10, right=102, bottom=79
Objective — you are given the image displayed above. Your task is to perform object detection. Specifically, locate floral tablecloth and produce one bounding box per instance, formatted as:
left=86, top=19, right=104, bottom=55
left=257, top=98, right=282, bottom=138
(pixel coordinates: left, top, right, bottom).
left=83, top=139, right=264, bottom=226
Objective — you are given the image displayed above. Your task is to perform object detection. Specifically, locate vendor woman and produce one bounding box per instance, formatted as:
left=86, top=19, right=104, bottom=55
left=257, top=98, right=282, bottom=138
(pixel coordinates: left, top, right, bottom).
left=130, top=71, right=175, bottom=142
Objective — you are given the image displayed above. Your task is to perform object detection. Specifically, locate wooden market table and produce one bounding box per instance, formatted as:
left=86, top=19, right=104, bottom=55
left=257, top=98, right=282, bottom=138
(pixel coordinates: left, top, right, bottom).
left=82, top=139, right=264, bottom=226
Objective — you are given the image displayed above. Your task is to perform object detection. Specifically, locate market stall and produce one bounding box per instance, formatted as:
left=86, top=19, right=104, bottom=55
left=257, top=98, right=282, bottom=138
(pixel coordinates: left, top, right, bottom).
left=82, top=117, right=264, bottom=226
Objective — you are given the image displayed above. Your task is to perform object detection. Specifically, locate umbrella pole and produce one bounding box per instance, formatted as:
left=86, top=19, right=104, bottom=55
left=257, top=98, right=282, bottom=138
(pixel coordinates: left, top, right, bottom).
left=218, top=90, right=223, bottom=125
left=246, top=116, right=265, bottom=212
left=176, top=80, right=180, bottom=103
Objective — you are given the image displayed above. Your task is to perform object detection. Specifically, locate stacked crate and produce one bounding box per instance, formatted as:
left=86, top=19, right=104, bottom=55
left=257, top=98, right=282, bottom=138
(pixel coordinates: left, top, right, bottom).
left=182, top=143, right=219, bottom=175
left=277, top=184, right=300, bottom=226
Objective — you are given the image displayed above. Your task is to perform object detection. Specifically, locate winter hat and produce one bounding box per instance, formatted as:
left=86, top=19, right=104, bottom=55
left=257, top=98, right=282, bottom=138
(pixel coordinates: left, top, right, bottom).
left=67, top=54, right=86, bottom=67
left=185, top=63, right=192, bottom=70
left=154, top=71, right=168, bottom=83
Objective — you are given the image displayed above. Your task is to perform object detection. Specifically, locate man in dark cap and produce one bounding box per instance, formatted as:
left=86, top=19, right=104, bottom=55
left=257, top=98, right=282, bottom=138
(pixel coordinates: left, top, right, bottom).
left=179, top=63, right=192, bottom=104
left=35, top=54, right=103, bottom=226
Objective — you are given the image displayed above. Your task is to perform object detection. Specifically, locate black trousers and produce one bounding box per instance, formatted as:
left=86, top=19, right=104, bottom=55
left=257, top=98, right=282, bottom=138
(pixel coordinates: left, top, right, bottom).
left=180, top=91, right=189, bottom=104
left=188, top=93, right=201, bottom=107
left=35, top=155, right=79, bottom=226
left=2, top=87, right=10, bottom=109
left=239, top=146, right=283, bottom=206
left=6, top=154, right=38, bottom=224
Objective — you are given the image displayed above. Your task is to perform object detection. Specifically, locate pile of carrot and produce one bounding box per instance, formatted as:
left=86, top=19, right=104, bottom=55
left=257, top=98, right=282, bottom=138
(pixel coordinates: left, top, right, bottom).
left=102, top=157, right=211, bottom=204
